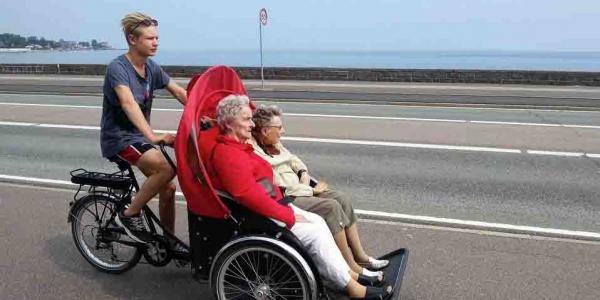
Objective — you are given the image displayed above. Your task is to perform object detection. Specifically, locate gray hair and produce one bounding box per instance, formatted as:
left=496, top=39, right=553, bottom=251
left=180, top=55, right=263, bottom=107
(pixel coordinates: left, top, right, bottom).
left=252, top=104, right=282, bottom=132
left=216, top=94, right=250, bottom=131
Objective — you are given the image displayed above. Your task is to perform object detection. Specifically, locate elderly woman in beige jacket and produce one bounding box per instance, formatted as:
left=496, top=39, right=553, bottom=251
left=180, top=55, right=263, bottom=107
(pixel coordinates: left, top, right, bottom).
left=251, top=104, right=389, bottom=277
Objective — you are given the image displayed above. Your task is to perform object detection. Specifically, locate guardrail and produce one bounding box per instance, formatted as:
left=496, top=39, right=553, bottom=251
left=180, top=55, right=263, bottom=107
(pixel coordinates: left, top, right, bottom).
left=2, top=63, right=600, bottom=86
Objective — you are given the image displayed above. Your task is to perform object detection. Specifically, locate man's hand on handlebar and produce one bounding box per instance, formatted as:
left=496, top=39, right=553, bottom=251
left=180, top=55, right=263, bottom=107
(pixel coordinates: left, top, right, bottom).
left=151, top=133, right=176, bottom=145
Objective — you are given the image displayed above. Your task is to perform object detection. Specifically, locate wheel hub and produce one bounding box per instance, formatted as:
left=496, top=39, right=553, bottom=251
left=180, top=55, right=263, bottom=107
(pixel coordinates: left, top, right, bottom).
left=253, top=284, right=271, bottom=300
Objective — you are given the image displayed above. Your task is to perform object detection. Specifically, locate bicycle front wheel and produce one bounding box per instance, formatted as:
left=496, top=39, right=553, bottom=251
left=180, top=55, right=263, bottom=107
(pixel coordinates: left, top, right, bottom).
left=71, top=194, right=141, bottom=273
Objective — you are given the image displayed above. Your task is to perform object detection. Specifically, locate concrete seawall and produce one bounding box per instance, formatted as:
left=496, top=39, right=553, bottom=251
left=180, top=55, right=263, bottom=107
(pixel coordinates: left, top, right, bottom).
left=2, top=63, right=600, bottom=86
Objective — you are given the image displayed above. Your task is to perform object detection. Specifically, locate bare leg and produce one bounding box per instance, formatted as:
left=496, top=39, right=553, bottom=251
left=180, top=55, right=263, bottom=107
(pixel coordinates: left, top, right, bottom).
left=345, top=223, right=371, bottom=263
left=346, top=279, right=367, bottom=298
left=123, top=149, right=176, bottom=224
left=334, top=230, right=363, bottom=273
left=158, top=182, right=176, bottom=233
left=346, top=270, right=367, bottom=298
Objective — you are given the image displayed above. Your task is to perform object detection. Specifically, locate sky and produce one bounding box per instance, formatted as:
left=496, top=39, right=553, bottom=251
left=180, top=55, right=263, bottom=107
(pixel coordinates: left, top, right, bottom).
left=2, top=0, right=600, bottom=52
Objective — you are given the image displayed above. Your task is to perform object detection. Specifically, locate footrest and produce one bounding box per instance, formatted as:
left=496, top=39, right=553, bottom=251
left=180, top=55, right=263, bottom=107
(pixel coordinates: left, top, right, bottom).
left=322, top=248, right=409, bottom=300
left=70, top=168, right=132, bottom=190
left=379, top=248, right=409, bottom=300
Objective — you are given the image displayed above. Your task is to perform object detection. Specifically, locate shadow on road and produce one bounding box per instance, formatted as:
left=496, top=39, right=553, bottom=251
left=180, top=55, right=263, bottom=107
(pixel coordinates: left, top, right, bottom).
left=46, top=234, right=207, bottom=300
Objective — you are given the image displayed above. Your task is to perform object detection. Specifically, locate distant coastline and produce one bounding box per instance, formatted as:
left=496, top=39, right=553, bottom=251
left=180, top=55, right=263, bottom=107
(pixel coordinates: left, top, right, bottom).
left=0, top=33, right=113, bottom=52
left=0, top=48, right=123, bottom=53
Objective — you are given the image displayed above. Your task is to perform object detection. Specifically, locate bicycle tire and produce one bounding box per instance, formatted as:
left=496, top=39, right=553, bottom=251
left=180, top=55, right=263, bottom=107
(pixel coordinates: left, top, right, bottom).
left=71, top=194, right=142, bottom=274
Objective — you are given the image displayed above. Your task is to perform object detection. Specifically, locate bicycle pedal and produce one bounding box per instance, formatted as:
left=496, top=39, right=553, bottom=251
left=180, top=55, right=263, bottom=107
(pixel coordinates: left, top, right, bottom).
left=174, top=259, right=190, bottom=268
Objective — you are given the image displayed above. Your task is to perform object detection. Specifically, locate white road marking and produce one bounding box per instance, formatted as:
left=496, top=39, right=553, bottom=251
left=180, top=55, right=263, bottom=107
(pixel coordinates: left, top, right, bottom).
left=1, top=101, right=600, bottom=129
left=3, top=173, right=600, bottom=241
left=354, top=208, right=600, bottom=241
left=287, top=113, right=467, bottom=123
left=282, top=136, right=522, bottom=154
left=470, top=120, right=561, bottom=127
left=38, top=123, right=101, bottom=130
left=1, top=120, right=599, bottom=158
left=527, top=150, right=585, bottom=157
left=0, top=121, right=35, bottom=126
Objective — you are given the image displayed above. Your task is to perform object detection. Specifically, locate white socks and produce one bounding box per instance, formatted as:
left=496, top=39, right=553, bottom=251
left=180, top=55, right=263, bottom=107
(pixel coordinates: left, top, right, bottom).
left=361, top=268, right=383, bottom=278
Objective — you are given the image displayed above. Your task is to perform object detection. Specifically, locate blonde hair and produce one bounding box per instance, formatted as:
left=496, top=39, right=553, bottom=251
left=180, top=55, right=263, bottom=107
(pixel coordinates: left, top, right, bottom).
left=121, top=12, right=154, bottom=41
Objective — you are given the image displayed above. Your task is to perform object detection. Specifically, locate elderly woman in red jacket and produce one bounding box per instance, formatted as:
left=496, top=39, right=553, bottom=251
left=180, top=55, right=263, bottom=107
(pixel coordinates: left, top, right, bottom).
left=207, top=94, right=390, bottom=300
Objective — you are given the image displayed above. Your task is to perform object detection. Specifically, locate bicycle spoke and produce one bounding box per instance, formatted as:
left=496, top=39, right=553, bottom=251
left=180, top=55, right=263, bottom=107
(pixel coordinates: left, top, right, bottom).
left=73, top=196, right=139, bottom=271
left=240, top=252, right=265, bottom=285
left=230, top=259, right=256, bottom=288
left=268, top=257, right=287, bottom=279
left=94, top=200, right=99, bottom=222
left=223, top=280, right=254, bottom=297
left=99, top=202, right=112, bottom=226
left=218, top=246, right=309, bottom=300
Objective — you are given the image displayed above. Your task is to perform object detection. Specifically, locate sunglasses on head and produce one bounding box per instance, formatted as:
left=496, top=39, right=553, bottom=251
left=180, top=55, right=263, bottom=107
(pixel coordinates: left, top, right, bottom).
left=130, top=19, right=158, bottom=34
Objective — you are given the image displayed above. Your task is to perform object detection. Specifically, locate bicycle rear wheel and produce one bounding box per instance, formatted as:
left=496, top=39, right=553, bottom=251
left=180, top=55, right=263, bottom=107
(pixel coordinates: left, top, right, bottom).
left=71, top=194, right=141, bottom=273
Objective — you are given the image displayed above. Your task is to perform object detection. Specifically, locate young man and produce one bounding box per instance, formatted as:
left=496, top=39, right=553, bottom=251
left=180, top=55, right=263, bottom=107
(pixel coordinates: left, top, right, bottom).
left=100, top=12, right=187, bottom=243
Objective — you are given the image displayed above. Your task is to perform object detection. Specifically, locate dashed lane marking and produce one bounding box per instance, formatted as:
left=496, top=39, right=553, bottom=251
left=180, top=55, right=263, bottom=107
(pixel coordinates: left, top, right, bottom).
left=1, top=120, right=599, bottom=158
left=1, top=101, right=600, bottom=129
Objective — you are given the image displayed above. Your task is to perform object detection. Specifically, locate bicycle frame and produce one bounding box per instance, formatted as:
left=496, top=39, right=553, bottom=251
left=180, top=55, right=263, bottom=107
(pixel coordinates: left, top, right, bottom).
left=68, top=145, right=191, bottom=262
left=122, top=157, right=191, bottom=261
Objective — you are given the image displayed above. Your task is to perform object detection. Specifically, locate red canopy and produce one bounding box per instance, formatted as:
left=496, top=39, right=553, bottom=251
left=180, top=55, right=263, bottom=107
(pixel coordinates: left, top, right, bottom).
left=175, top=65, right=255, bottom=218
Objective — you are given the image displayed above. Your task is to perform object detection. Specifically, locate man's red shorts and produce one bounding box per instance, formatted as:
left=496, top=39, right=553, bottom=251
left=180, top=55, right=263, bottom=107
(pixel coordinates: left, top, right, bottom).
left=109, top=142, right=155, bottom=165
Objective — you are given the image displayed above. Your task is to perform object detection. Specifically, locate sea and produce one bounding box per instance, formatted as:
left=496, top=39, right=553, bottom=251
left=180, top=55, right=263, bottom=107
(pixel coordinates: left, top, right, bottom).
left=1, top=49, right=600, bottom=71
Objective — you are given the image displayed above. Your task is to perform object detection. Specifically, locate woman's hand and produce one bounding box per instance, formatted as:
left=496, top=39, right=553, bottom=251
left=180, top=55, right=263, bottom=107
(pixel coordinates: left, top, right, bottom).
left=313, top=180, right=328, bottom=195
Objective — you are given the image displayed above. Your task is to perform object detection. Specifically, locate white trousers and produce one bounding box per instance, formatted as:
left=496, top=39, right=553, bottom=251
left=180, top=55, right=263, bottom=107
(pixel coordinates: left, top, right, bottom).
left=290, top=205, right=351, bottom=289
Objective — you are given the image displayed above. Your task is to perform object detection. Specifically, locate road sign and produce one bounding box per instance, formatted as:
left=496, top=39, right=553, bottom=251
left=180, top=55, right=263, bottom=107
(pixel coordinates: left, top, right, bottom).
left=259, top=8, right=268, bottom=88
left=260, top=8, right=268, bottom=26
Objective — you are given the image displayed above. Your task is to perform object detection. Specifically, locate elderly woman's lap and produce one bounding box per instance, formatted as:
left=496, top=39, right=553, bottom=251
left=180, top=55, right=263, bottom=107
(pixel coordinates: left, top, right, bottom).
left=293, top=189, right=357, bottom=234
left=319, top=189, right=357, bottom=224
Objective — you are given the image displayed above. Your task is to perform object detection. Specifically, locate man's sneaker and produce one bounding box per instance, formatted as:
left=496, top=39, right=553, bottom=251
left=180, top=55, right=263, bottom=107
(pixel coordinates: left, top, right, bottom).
left=115, top=210, right=149, bottom=243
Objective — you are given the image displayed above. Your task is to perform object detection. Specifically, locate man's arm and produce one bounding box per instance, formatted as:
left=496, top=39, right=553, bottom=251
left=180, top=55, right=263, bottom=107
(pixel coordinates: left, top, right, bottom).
left=114, top=85, right=172, bottom=144
left=165, top=80, right=187, bottom=105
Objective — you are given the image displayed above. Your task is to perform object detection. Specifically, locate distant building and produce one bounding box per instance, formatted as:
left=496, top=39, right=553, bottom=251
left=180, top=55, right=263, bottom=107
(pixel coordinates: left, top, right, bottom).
left=99, top=42, right=111, bottom=49
left=26, top=44, right=44, bottom=50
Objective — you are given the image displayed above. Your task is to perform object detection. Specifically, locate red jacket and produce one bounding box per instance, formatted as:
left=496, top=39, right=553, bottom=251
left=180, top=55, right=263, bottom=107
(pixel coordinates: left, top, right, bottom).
left=208, top=135, right=296, bottom=228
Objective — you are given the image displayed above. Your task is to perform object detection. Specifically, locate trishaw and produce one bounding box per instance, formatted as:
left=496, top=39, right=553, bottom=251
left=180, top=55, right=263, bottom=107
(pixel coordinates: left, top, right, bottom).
left=68, top=66, right=409, bottom=299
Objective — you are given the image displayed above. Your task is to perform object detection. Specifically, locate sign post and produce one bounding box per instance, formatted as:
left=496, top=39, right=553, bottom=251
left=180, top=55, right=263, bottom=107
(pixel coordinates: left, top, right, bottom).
left=259, top=8, right=268, bottom=89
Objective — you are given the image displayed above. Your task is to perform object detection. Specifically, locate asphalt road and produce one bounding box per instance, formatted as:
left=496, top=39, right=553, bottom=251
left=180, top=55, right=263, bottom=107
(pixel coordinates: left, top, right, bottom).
left=2, top=183, right=600, bottom=300
left=2, top=76, right=600, bottom=299
left=1, top=92, right=600, bottom=233
left=2, top=74, right=600, bottom=108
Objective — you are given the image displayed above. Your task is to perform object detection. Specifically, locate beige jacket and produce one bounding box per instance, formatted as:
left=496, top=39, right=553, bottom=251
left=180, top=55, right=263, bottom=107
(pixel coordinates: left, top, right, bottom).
left=251, top=141, right=314, bottom=197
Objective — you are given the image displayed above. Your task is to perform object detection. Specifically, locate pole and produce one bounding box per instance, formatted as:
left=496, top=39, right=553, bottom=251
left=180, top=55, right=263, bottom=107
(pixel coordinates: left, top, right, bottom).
left=259, top=21, right=264, bottom=89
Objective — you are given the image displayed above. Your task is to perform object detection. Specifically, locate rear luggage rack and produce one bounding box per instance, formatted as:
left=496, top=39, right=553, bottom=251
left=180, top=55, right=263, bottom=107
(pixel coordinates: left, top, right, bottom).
left=70, top=168, right=132, bottom=190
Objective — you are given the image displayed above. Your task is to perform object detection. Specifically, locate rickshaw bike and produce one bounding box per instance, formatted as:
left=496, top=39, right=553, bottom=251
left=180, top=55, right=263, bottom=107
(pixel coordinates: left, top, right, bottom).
left=67, top=66, right=409, bottom=299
